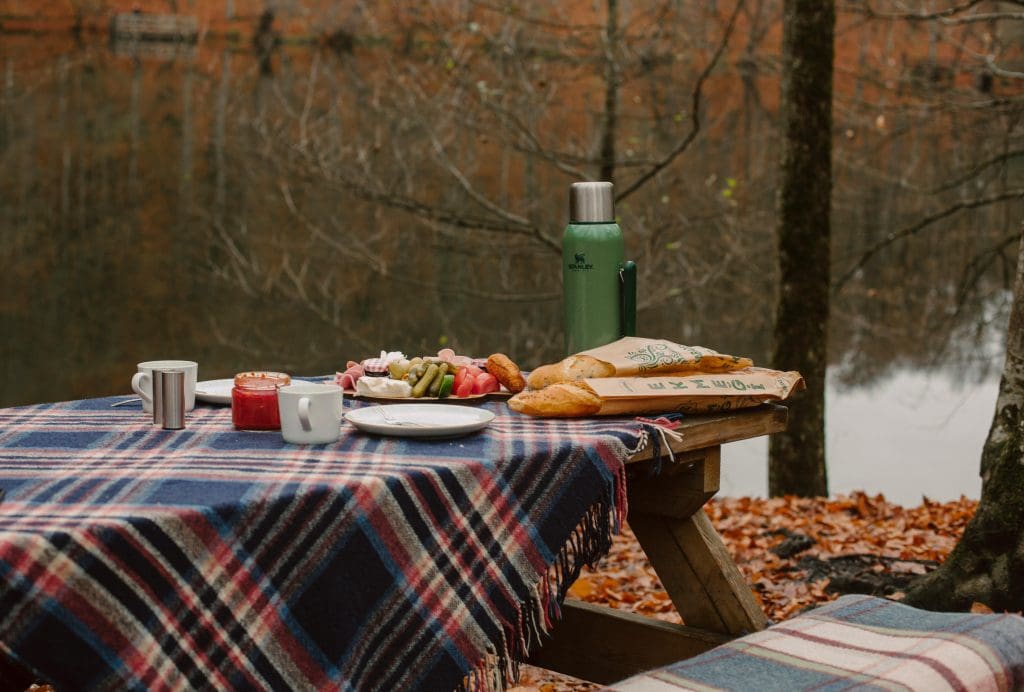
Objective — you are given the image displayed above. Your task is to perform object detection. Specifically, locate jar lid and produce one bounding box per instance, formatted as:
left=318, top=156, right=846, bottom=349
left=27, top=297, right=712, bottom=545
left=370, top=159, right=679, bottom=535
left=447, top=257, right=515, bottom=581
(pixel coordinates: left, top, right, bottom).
left=233, top=371, right=291, bottom=390
left=361, top=358, right=389, bottom=375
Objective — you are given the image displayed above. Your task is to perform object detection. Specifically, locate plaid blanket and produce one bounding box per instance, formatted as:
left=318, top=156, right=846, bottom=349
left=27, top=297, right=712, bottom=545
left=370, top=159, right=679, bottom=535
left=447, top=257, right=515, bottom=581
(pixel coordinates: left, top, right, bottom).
left=0, top=393, right=650, bottom=691
left=611, top=594, right=1024, bottom=691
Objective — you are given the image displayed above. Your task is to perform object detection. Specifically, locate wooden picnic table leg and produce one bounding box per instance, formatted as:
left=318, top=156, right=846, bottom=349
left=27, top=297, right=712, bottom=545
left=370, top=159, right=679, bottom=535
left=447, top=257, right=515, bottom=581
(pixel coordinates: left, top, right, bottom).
left=626, top=446, right=768, bottom=635
left=528, top=446, right=766, bottom=684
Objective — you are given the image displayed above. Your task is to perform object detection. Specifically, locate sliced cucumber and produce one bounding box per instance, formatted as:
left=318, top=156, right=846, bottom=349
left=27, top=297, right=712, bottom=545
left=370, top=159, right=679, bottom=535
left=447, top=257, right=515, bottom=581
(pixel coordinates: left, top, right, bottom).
left=437, top=374, right=455, bottom=398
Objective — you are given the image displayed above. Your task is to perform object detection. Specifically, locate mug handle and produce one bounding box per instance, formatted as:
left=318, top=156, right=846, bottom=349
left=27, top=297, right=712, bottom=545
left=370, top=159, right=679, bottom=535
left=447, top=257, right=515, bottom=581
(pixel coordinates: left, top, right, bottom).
left=298, top=396, right=312, bottom=432
left=131, top=372, right=153, bottom=405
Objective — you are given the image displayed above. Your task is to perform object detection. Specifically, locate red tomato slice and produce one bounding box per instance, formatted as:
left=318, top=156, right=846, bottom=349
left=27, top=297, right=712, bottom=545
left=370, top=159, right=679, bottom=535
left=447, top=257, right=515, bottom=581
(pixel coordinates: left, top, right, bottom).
left=473, top=372, right=499, bottom=395
left=452, top=367, right=469, bottom=392
left=455, top=380, right=474, bottom=398
left=463, top=365, right=484, bottom=379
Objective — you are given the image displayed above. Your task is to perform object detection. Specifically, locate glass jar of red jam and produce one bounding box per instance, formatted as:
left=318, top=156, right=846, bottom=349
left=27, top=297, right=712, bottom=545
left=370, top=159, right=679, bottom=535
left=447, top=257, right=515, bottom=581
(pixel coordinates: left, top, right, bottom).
left=232, top=371, right=291, bottom=431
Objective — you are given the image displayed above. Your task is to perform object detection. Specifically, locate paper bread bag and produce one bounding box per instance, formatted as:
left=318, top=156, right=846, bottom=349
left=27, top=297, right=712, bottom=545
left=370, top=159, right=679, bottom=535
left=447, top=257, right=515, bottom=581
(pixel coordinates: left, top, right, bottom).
left=580, top=337, right=753, bottom=376
left=510, top=333, right=804, bottom=417
left=526, top=337, right=752, bottom=390
left=584, top=367, right=805, bottom=416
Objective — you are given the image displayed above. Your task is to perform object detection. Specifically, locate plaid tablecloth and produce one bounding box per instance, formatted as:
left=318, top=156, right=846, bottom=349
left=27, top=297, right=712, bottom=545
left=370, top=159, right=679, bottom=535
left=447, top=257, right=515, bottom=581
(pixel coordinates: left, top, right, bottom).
left=0, top=392, right=651, bottom=691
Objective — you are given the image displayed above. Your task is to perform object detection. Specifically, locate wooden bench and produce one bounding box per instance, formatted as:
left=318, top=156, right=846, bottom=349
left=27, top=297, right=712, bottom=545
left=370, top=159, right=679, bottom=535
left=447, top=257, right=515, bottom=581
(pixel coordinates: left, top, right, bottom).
left=609, top=594, right=1024, bottom=691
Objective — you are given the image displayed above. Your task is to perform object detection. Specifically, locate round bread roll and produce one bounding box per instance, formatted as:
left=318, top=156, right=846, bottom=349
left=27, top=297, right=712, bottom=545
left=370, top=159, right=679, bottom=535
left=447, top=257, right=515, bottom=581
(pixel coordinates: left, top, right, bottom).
left=525, top=355, right=616, bottom=390
left=507, top=382, right=602, bottom=418
left=486, top=353, right=526, bottom=394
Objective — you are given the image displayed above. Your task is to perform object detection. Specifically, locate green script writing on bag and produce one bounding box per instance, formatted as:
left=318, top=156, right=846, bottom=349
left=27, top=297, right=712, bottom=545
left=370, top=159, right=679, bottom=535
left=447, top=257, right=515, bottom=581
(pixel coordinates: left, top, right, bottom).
left=625, top=343, right=705, bottom=373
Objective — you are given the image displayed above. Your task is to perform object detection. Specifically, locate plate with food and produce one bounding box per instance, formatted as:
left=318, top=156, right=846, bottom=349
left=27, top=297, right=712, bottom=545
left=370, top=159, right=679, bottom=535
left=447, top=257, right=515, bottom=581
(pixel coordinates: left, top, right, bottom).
left=345, top=404, right=495, bottom=438
left=337, top=350, right=524, bottom=404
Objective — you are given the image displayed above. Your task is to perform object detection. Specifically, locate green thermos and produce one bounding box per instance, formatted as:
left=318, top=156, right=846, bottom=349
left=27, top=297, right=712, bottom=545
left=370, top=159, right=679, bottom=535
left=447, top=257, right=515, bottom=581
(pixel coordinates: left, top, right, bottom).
left=562, top=181, right=637, bottom=355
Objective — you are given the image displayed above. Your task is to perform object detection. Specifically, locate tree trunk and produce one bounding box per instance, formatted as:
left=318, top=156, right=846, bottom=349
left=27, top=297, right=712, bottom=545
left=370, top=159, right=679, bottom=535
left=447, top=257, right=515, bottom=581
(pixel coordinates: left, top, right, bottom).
left=905, top=227, right=1024, bottom=612
left=769, top=0, right=834, bottom=497
left=599, top=0, right=619, bottom=184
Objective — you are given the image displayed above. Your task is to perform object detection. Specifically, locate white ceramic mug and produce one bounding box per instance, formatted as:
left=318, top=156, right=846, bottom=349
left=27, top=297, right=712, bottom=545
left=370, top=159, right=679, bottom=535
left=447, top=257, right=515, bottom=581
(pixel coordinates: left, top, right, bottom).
left=131, top=360, right=198, bottom=413
left=278, top=383, right=344, bottom=444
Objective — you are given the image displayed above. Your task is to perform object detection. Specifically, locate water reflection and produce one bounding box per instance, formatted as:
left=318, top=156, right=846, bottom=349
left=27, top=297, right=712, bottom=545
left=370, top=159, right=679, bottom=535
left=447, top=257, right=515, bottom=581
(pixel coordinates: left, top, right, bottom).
left=1, top=18, right=1020, bottom=498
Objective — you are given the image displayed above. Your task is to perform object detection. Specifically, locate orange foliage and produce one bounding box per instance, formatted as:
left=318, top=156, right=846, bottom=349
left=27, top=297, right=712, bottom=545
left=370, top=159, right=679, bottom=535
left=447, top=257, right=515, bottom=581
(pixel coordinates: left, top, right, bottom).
left=520, top=492, right=978, bottom=690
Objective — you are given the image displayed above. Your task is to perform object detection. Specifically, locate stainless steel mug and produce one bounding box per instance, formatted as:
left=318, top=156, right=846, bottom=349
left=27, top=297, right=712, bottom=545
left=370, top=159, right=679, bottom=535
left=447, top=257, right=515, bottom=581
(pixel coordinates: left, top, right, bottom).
left=158, top=370, right=186, bottom=430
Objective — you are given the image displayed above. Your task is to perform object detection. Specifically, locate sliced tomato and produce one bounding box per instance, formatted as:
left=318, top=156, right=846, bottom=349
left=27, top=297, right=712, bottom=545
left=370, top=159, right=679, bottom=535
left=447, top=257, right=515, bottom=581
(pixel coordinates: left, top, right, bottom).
left=452, top=367, right=469, bottom=392
left=463, top=364, right=484, bottom=379
left=455, top=380, right=475, bottom=398
left=473, top=372, right=499, bottom=395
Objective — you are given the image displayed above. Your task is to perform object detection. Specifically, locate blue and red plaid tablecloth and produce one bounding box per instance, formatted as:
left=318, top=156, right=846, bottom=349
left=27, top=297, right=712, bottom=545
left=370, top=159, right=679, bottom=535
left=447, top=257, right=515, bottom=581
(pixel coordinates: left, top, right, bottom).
left=0, top=392, right=653, bottom=691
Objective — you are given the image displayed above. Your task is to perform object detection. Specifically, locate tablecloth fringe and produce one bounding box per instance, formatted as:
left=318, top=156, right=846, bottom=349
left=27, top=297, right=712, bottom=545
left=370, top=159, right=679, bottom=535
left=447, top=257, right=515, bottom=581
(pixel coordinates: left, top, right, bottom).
left=461, top=464, right=628, bottom=692
left=632, top=415, right=685, bottom=476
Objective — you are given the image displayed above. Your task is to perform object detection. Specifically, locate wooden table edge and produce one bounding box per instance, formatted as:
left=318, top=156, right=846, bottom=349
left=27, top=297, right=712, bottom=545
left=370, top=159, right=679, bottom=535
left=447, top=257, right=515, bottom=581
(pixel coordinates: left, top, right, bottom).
left=627, top=403, right=788, bottom=463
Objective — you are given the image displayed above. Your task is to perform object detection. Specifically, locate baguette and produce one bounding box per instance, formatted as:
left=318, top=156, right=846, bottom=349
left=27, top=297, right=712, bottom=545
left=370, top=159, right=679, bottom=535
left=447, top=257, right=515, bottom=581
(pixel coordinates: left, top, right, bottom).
left=525, top=355, right=616, bottom=390
left=507, top=382, right=602, bottom=418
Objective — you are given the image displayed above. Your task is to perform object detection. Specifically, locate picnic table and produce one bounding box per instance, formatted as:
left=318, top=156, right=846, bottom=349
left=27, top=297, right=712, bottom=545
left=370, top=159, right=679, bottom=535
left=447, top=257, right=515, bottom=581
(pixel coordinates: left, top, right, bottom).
left=0, top=388, right=785, bottom=689
left=531, top=404, right=787, bottom=683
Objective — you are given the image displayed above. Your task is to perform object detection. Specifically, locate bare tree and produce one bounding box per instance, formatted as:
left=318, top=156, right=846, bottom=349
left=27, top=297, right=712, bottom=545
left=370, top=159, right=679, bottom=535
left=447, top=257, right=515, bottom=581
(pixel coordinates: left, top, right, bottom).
left=905, top=224, right=1024, bottom=611
left=768, top=0, right=835, bottom=497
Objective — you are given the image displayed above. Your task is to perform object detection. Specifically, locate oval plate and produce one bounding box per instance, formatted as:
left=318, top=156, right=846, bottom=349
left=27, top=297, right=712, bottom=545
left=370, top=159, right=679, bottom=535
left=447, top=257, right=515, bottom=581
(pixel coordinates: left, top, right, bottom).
left=344, top=389, right=512, bottom=404
left=198, top=378, right=318, bottom=405
left=345, top=404, right=495, bottom=438
left=195, top=379, right=235, bottom=405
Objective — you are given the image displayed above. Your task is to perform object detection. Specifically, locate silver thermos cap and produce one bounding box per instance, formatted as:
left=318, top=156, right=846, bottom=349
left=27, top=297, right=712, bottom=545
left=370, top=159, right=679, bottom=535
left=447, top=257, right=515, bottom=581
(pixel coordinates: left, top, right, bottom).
left=158, top=370, right=186, bottom=430
left=569, top=181, right=615, bottom=223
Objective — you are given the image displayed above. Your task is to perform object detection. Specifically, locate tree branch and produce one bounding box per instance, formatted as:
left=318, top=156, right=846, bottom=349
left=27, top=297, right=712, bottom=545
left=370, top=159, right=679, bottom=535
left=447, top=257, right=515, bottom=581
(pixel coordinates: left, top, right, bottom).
left=616, top=0, right=746, bottom=202
left=834, top=189, right=1024, bottom=291
left=983, top=54, right=1024, bottom=80
left=842, top=0, right=986, bottom=20
left=932, top=149, right=1024, bottom=193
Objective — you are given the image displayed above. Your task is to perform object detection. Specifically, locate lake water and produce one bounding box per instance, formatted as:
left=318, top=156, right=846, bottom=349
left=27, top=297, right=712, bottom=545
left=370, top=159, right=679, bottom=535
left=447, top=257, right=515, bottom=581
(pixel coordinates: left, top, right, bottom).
left=723, top=369, right=997, bottom=504
left=1, top=25, right=1020, bottom=504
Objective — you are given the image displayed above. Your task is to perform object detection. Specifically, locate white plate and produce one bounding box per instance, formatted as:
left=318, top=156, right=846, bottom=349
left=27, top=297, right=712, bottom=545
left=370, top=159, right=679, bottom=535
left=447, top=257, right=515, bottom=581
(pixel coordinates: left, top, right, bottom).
left=194, top=379, right=235, bottom=405
left=196, top=378, right=318, bottom=405
left=345, top=404, right=495, bottom=438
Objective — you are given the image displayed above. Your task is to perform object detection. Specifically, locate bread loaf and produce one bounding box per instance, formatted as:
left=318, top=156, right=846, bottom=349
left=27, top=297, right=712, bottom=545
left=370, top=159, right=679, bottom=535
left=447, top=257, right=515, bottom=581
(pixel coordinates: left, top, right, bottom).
left=507, top=382, right=602, bottom=418
left=525, top=355, right=616, bottom=390
left=486, top=353, right=526, bottom=394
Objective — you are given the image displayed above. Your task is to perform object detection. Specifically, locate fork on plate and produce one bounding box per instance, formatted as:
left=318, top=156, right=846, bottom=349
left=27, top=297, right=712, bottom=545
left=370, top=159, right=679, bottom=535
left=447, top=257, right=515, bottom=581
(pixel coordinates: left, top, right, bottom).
left=376, top=407, right=426, bottom=427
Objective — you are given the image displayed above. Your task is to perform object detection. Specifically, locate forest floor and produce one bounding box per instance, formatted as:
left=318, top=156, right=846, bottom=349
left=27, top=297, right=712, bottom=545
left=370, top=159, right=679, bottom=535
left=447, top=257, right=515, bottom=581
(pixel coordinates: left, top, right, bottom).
left=516, top=492, right=980, bottom=691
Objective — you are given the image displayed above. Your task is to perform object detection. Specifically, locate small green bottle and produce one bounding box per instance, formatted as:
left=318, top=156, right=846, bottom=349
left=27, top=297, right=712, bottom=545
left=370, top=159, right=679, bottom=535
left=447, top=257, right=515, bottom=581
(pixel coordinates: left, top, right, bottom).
left=562, top=181, right=625, bottom=355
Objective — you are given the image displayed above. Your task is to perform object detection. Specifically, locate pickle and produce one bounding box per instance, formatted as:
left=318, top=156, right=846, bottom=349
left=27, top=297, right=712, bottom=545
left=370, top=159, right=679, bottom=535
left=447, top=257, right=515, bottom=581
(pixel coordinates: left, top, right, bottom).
left=437, top=374, right=455, bottom=398
left=428, top=363, right=449, bottom=397
left=389, top=359, right=411, bottom=380
left=407, top=371, right=419, bottom=387
left=412, top=364, right=439, bottom=398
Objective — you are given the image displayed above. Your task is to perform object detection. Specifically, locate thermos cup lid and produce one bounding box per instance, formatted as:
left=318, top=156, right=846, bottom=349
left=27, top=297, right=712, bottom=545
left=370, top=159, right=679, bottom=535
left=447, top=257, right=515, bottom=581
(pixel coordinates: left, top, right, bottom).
left=569, top=181, right=615, bottom=223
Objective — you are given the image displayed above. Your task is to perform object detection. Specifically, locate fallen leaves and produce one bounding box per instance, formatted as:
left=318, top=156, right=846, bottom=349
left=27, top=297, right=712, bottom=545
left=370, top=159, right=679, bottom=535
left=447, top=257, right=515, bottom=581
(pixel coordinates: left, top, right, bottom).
left=518, top=492, right=977, bottom=691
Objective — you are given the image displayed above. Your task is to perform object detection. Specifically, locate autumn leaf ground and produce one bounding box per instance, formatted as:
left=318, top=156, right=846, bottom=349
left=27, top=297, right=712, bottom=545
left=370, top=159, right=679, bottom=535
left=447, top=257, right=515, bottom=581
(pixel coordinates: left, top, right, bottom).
left=514, top=492, right=978, bottom=691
